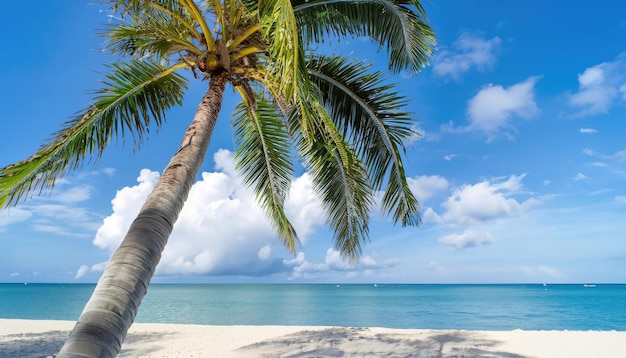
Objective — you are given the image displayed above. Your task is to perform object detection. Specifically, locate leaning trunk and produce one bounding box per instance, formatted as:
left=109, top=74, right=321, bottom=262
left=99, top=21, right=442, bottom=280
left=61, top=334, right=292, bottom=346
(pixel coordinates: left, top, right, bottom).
left=58, top=74, right=228, bottom=358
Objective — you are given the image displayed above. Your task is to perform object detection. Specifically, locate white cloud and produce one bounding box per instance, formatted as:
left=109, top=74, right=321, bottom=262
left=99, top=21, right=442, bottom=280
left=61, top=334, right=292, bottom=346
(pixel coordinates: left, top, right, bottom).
left=573, top=173, right=588, bottom=181
left=0, top=207, right=32, bottom=228
left=91, top=150, right=326, bottom=277
left=434, top=32, right=501, bottom=80
left=581, top=148, right=595, bottom=156
left=10, top=272, right=19, bottom=277
left=284, top=173, right=325, bottom=244
left=102, top=168, right=116, bottom=177
left=53, top=185, right=94, bottom=203
left=615, top=196, right=626, bottom=204
left=435, top=174, right=537, bottom=225
left=466, top=77, right=541, bottom=138
left=284, top=249, right=400, bottom=279
left=93, top=169, right=160, bottom=250
left=75, top=265, right=89, bottom=279
left=579, top=128, right=598, bottom=134
left=439, top=229, right=493, bottom=250
left=567, top=52, right=626, bottom=116
left=74, top=261, right=107, bottom=279
left=407, top=175, right=449, bottom=202
left=0, top=176, right=104, bottom=236
left=257, top=245, right=272, bottom=261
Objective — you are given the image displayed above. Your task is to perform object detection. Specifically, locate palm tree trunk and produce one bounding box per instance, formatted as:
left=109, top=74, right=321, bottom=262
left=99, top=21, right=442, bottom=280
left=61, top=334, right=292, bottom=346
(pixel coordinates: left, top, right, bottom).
left=58, top=74, right=228, bottom=358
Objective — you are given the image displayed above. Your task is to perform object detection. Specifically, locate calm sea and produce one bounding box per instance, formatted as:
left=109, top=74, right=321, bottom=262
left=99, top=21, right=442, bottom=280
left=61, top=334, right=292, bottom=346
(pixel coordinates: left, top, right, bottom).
left=0, top=284, right=624, bottom=331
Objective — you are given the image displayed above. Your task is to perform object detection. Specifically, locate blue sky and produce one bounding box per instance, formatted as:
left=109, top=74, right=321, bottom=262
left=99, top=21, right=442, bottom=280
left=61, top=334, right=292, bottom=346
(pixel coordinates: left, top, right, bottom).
left=1, top=1, right=626, bottom=284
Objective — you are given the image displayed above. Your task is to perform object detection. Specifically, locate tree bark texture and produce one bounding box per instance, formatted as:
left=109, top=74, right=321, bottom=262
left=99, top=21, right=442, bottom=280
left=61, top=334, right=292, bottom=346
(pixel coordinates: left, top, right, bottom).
left=58, top=75, right=228, bottom=358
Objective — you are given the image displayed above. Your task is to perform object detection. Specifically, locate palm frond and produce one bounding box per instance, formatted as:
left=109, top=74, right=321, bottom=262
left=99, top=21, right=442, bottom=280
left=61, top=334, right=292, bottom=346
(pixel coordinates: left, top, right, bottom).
left=105, top=0, right=184, bottom=19
left=291, top=103, right=374, bottom=261
left=179, top=0, right=217, bottom=51
left=306, top=54, right=420, bottom=226
left=106, top=20, right=201, bottom=59
left=233, top=88, right=298, bottom=252
left=259, top=0, right=307, bottom=100
left=0, top=60, right=187, bottom=208
left=293, top=0, right=436, bottom=74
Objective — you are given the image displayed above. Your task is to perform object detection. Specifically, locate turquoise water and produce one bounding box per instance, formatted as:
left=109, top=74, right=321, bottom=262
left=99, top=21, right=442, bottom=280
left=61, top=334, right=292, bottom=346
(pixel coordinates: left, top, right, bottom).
left=1, top=284, right=624, bottom=330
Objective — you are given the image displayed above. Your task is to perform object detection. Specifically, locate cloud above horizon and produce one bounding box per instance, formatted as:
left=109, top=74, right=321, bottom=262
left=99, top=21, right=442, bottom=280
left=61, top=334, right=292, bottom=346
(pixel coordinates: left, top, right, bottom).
left=424, top=175, right=541, bottom=250
left=284, top=249, right=401, bottom=280
left=0, top=180, right=102, bottom=236
left=466, top=77, right=541, bottom=139
left=566, top=52, right=626, bottom=117
left=83, top=150, right=401, bottom=280
left=439, top=229, right=494, bottom=250
left=91, top=150, right=328, bottom=277
left=433, top=32, right=502, bottom=80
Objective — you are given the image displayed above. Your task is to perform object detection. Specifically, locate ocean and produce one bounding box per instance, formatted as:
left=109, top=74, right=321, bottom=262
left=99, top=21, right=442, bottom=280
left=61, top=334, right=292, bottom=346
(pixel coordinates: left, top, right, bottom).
left=1, top=284, right=624, bottom=331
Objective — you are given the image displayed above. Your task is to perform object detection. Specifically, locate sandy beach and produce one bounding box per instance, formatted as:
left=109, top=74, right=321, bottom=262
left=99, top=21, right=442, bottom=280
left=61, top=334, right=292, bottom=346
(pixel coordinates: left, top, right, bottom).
left=1, top=319, right=624, bottom=357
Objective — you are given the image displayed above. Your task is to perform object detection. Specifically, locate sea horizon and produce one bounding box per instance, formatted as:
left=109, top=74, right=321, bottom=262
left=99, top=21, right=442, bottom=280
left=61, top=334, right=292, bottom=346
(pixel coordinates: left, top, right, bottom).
left=2, top=283, right=625, bottom=331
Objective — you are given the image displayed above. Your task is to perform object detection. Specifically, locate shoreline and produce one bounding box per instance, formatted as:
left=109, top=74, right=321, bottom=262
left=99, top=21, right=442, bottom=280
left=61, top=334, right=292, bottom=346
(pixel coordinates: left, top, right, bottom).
left=1, top=319, right=625, bottom=357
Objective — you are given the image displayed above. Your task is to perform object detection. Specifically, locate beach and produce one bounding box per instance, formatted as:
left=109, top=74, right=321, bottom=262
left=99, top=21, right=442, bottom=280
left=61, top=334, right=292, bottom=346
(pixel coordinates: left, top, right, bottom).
left=1, top=319, right=625, bottom=357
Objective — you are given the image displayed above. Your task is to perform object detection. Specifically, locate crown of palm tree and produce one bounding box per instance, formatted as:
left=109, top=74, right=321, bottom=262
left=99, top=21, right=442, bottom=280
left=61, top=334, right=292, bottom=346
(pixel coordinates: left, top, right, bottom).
left=1, top=0, right=434, bottom=260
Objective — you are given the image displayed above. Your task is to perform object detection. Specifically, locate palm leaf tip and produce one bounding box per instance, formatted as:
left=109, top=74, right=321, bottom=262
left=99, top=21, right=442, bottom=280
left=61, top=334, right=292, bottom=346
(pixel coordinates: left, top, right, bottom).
left=294, top=0, right=436, bottom=74
left=0, top=60, right=187, bottom=209
left=232, top=95, right=299, bottom=252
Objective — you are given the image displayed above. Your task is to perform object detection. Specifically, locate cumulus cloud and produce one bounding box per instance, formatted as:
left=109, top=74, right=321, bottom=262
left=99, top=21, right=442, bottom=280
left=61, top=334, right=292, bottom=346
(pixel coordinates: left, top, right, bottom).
left=567, top=52, right=626, bottom=117
left=284, top=173, right=325, bottom=244
left=75, top=265, right=89, bottom=279
left=284, top=249, right=400, bottom=279
left=434, top=32, right=501, bottom=80
left=423, top=175, right=542, bottom=251
left=74, top=261, right=108, bottom=279
left=93, top=168, right=161, bottom=251
left=92, top=150, right=327, bottom=277
left=466, top=77, right=541, bottom=138
left=580, top=128, right=598, bottom=134
left=407, top=175, right=449, bottom=202
left=433, top=174, right=537, bottom=225
left=439, top=229, right=493, bottom=250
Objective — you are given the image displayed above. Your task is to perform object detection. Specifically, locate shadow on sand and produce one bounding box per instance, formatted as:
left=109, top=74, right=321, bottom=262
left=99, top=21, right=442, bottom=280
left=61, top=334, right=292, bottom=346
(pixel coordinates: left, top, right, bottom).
left=235, top=327, right=530, bottom=358
left=1, top=327, right=532, bottom=357
left=0, top=330, right=179, bottom=358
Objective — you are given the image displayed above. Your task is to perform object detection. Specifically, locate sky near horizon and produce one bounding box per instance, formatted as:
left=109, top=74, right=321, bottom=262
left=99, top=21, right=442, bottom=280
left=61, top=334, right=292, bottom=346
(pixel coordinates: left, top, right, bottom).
left=1, top=1, right=626, bottom=284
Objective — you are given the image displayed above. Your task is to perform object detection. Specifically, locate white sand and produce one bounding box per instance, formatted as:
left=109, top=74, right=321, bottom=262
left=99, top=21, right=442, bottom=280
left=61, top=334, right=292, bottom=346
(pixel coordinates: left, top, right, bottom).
left=1, top=319, right=625, bottom=357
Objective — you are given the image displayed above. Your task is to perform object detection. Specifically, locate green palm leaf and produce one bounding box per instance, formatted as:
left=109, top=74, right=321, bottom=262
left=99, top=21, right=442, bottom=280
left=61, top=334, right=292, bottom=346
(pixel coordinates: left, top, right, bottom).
left=293, top=0, right=436, bottom=74
left=233, top=90, right=298, bottom=252
left=0, top=60, right=187, bottom=207
left=307, top=54, right=420, bottom=226
left=107, top=16, right=201, bottom=59
left=291, top=102, right=374, bottom=261
left=259, top=0, right=309, bottom=100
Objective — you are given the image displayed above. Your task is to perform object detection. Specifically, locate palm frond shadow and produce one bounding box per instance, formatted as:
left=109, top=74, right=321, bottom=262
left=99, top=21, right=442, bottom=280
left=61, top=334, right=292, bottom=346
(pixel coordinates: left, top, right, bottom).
left=0, top=330, right=179, bottom=358
left=235, top=327, right=530, bottom=358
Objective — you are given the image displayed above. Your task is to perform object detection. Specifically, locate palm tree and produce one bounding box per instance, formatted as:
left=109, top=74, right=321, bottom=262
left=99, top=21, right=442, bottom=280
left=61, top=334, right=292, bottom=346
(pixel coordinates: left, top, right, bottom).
left=0, top=0, right=434, bottom=357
